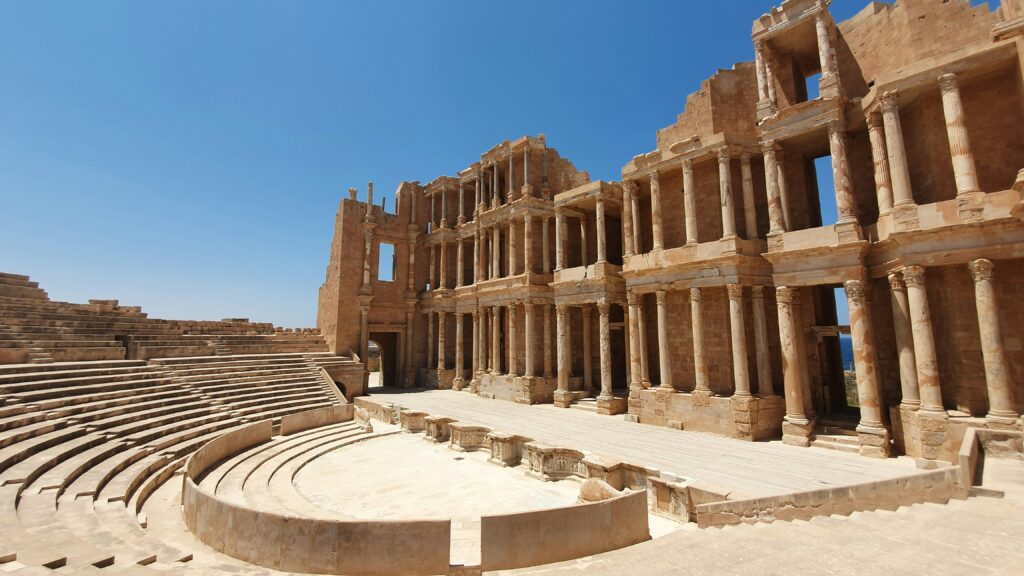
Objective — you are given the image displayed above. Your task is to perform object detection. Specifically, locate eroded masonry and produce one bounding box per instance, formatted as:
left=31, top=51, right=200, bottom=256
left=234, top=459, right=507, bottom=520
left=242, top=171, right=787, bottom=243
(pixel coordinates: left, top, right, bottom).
left=319, top=0, right=1024, bottom=462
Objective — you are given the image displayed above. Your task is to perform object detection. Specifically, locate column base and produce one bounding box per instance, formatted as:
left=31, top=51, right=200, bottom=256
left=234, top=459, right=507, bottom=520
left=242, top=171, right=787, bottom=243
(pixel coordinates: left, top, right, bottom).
left=452, top=376, right=465, bottom=391
left=856, top=425, right=893, bottom=458
left=521, top=184, right=533, bottom=197
left=986, top=411, right=1021, bottom=428
left=917, top=410, right=950, bottom=461
left=553, top=389, right=574, bottom=408
left=596, top=396, right=627, bottom=416
left=782, top=417, right=815, bottom=448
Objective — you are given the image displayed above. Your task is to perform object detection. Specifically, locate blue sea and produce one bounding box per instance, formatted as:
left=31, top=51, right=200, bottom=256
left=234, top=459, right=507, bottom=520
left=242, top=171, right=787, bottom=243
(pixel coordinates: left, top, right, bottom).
left=840, top=334, right=854, bottom=371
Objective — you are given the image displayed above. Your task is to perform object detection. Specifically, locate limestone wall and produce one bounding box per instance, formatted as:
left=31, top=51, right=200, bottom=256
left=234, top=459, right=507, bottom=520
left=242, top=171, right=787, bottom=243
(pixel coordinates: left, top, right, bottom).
left=479, top=490, right=650, bottom=571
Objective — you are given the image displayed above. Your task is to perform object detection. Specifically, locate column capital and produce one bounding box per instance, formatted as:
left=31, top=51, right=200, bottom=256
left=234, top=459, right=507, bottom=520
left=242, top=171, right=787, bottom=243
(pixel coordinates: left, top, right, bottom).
left=682, top=157, right=694, bottom=173
left=690, top=286, right=702, bottom=303
left=751, top=284, right=766, bottom=299
left=556, top=302, right=569, bottom=315
left=938, top=72, right=959, bottom=93
left=597, top=299, right=610, bottom=316
left=880, top=90, right=900, bottom=114
left=887, top=270, right=906, bottom=291
left=717, top=146, right=732, bottom=162
left=726, top=283, right=743, bottom=301
left=655, top=289, right=668, bottom=305
left=826, top=118, right=845, bottom=135
left=968, top=258, right=994, bottom=282
left=776, top=285, right=798, bottom=305
left=622, top=179, right=638, bottom=195
left=902, top=265, right=927, bottom=287
left=866, top=111, right=883, bottom=129
left=626, top=290, right=638, bottom=306
left=761, top=139, right=777, bottom=155
left=843, top=279, right=869, bottom=306
left=648, top=169, right=660, bottom=185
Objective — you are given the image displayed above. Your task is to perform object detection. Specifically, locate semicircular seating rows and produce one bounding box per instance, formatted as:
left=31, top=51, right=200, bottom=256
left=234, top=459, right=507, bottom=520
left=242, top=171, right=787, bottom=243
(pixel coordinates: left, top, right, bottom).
left=0, top=350, right=358, bottom=574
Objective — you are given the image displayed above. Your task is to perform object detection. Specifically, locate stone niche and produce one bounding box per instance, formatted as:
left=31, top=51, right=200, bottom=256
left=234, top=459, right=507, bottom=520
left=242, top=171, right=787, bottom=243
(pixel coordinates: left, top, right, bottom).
left=477, top=373, right=557, bottom=405
left=634, top=389, right=786, bottom=441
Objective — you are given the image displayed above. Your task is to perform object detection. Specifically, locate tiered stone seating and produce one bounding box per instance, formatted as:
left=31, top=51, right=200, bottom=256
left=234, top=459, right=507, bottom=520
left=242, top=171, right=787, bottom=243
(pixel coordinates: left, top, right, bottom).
left=0, top=353, right=349, bottom=572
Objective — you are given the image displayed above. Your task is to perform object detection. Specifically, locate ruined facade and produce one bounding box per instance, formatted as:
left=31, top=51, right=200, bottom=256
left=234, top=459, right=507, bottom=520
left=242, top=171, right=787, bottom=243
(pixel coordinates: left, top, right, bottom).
left=319, top=0, right=1024, bottom=461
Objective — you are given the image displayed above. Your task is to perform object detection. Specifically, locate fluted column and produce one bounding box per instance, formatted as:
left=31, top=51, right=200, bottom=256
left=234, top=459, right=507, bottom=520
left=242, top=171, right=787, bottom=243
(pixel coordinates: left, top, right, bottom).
left=458, top=181, right=465, bottom=225
left=456, top=239, right=464, bottom=287
left=656, top=288, right=673, bottom=390
left=437, top=311, right=446, bottom=371
left=491, top=163, right=499, bottom=209
left=454, top=312, right=464, bottom=386
left=597, top=299, right=612, bottom=400
left=580, top=216, right=589, bottom=266
left=427, top=312, right=435, bottom=369
left=596, top=196, right=607, bottom=263
left=491, top=226, right=500, bottom=278
left=969, top=259, right=1018, bottom=424
left=524, top=302, right=535, bottom=378
left=542, top=217, right=551, bottom=273
left=439, top=240, right=448, bottom=289
left=815, top=12, right=834, bottom=77
left=867, top=112, right=894, bottom=214
left=763, top=141, right=785, bottom=234
left=491, top=306, right=500, bottom=374
left=718, top=147, right=737, bottom=239
left=638, top=297, right=651, bottom=387
left=903, top=266, right=944, bottom=413
left=844, top=280, right=885, bottom=430
left=544, top=303, right=553, bottom=378
left=507, top=149, right=515, bottom=200
left=478, top=307, right=488, bottom=374
left=556, top=303, right=570, bottom=396
left=473, top=229, right=481, bottom=284
left=740, top=152, right=757, bottom=239
left=683, top=159, right=698, bottom=245
left=440, top=188, right=448, bottom=228
left=728, top=284, right=751, bottom=396
left=755, top=41, right=769, bottom=102
left=751, top=286, right=775, bottom=396
left=582, top=305, right=593, bottom=393
left=776, top=149, right=791, bottom=231
left=429, top=244, right=436, bottom=290
left=777, top=287, right=809, bottom=424
left=649, top=170, right=664, bottom=250
left=622, top=181, right=636, bottom=257
left=888, top=271, right=920, bottom=408
left=507, top=302, right=518, bottom=377
left=938, top=73, right=980, bottom=196
left=627, top=291, right=642, bottom=391
left=691, top=287, right=709, bottom=394
left=509, top=218, right=517, bottom=276
left=554, top=209, right=565, bottom=271
left=880, top=91, right=914, bottom=207
left=827, top=121, right=857, bottom=224
left=524, top=214, right=534, bottom=274
left=471, top=310, right=479, bottom=377
left=630, top=183, right=641, bottom=252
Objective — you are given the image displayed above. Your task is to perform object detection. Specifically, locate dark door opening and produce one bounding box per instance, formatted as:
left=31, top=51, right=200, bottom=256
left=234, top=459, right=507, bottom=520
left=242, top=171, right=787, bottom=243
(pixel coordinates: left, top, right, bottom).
left=368, top=332, right=399, bottom=388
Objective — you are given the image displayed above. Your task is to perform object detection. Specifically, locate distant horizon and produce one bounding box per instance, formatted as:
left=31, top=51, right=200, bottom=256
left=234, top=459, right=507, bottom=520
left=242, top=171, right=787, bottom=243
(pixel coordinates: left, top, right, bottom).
left=1, top=0, right=876, bottom=327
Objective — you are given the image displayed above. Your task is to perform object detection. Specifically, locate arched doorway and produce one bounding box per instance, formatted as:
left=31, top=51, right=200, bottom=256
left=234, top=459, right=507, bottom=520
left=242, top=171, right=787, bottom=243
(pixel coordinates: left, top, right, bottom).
left=368, top=332, right=399, bottom=388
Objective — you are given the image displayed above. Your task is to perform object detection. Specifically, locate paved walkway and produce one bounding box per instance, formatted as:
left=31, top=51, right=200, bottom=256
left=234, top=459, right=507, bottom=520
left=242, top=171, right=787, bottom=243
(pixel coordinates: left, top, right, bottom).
left=368, top=388, right=922, bottom=498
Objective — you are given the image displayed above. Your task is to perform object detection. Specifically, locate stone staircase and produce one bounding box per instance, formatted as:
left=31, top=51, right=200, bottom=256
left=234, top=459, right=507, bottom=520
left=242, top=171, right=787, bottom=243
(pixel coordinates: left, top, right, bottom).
left=810, top=423, right=861, bottom=454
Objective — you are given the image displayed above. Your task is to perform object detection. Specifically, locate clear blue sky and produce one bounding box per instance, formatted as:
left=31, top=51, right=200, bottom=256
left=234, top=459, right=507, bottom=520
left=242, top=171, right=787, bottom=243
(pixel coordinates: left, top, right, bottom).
left=0, top=0, right=871, bottom=327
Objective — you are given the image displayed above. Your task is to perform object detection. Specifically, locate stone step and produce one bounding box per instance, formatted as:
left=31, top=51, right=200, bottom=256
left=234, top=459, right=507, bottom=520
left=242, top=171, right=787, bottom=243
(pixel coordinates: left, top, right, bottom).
left=809, top=438, right=860, bottom=453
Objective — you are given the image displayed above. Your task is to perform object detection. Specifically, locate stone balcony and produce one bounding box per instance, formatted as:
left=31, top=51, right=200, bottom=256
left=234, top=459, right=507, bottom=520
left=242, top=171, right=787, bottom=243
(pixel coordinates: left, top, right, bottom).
left=622, top=237, right=770, bottom=288
left=551, top=262, right=626, bottom=305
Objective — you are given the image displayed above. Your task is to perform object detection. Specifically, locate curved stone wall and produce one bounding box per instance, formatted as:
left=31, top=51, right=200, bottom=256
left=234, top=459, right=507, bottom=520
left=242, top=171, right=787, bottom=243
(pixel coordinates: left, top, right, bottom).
left=182, top=418, right=451, bottom=575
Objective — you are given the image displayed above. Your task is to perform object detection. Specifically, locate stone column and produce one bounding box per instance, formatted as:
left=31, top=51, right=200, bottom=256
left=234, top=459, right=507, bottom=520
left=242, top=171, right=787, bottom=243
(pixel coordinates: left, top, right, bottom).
left=902, top=266, right=944, bottom=414
left=814, top=12, right=834, bottom=77
left=740, top=152, right=757, bottom=239
left=649, top=170, right=664, bottom=250
left=755, top=41, right=769, bottom=102
left=763, top=141, right=785, bottom=234
left=580, top=217, right=589, bottom=266
left=437, top=311, right=446, bottom=371
left=508, top=149, right=515, bottom=200
left=631, top=183, right=641, bottom=252
left=523, top=146, right=531, bottom=196
left=776, top=149, right=792, bottom=231
left=638, top=297, right=651, bottom=387
left=456, top=239, right=464, bottom=287
left=492, top=163, right=499, bottom=208
left=880, top=91, right=914, bottom=207
left=627, top=291, right=642, bottom=391
left=471, top=311, right=479, bottom=378
left=582, top=305, right=593, bottom=393
left=542, top=217, right=551, bottom=274
left=596, top=196, right=607, bottom=263
left=454, top=312, right=464, bottom=387
left=777, top=287, right=811, bottom=439
left=751, top=286, right=775, bottom=396
left=597, top=299, right=613, bottom=400
left=491, top=306, right=500, bottom=374
left=440, top=188, right=449, bottom=228
left=827, top=121, right=857, bottom=224
left=969, top=259, right=1019, bottom=424
left=544, top=304, right=553, bottom=378
left=718, top=147, right=737, bottom=239
left=428, top=244, right=437, bottom=290
left=473, top=229, right=481, bottom=284
left=478, top=307, right=488, bottom=374
left=938, top=73, right=981, bottom=196
left=555, top=209, right=566, bottom=271
left=427, top=311, right=435, bottom=369
left=844, top=280, right=887, bottom=434
left=406, top=310, right=415, bottom=386
left=491, top=226, right=500, bottom=278
left=360, top=306, right=370, bottom=369
left=509, top=218, right=517, bottom=276
left=524, top=214, right=534, bottom=274
left=867, top=112, right=894, bottom=214
left=458, top=180, right=465, bottom=225
left=430, top=193, right=436, bottom=229
left=524, top=302, right=535, bottom=378
left=683, top=159, right=699, bottom=245
left=656, top=288, right=673, bottom=390
left=888, top=271, right=920, bottom=408
left=439, top=240, right=448, bottom=289
left=728, top=284, right=751, bottom=397
left=407, top=230, right=417, bottom=292
left=622, top=181, right=636, bottom=257
left=555, top=303, right=571, bottom=407
left=508, top=302, right=518, bottom=377
left=691, top=287, right=710, bottom=394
